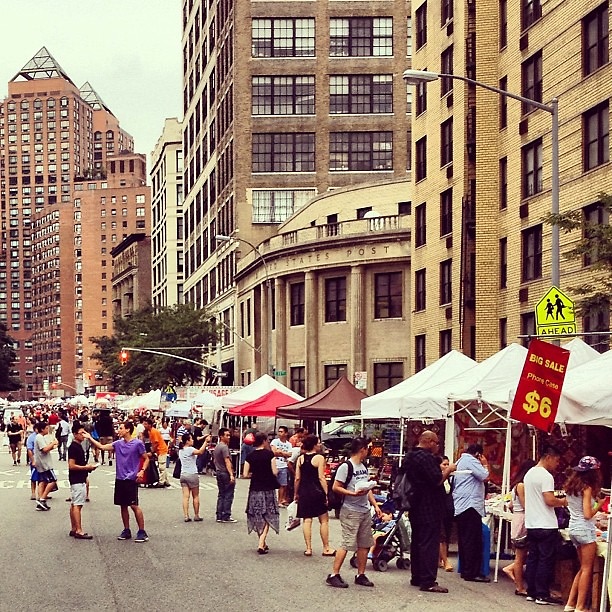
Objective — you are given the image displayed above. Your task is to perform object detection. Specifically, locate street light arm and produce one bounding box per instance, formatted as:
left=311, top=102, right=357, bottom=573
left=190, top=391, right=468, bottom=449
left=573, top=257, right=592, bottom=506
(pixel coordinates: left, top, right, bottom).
left=121, top=347, right=219, bottom=372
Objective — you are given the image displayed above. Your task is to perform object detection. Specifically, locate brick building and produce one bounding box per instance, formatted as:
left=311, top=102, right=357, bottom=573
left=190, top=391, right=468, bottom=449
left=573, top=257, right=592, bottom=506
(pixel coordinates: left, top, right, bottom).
left=1, top=48, right=150, bottom=397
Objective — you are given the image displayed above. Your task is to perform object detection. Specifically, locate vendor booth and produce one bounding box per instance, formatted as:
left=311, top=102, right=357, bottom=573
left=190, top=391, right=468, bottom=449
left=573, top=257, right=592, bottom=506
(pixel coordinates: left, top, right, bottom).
left=221, top=374, right=302, bottom=410
left=228, top=389, right=300, bottom=418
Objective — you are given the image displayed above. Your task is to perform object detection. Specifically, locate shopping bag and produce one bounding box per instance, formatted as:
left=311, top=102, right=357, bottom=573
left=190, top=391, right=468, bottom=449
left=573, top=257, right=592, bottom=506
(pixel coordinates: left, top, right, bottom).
left=285, top=500, right=301, bottom=531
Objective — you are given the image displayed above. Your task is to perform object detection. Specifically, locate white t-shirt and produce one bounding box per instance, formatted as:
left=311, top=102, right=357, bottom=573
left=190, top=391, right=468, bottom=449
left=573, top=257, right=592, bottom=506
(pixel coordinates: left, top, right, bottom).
left=271, top=438, right=292, bottom=469
left=335, top=458, right=370, bottom=513
left=524, top=465, right=558, bottom=529
left=179, top=446, right=198, bottom=475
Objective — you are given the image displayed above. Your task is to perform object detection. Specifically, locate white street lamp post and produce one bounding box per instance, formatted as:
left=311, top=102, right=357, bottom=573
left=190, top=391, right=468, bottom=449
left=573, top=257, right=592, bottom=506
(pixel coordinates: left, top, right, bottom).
left=402, top=69, right=560, bottom=289
left=216, top=234, right=274, bottom=377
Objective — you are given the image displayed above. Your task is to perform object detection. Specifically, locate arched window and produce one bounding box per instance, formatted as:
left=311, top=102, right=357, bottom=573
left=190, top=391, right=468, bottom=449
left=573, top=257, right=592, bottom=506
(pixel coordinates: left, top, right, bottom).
left=33, top=99, right=43, bottom=110
left=60, top=96, right=69, bottom=107
left=21, top=100, right=29, bottom=110
left=94, top=131, right=102, bottom=141
left=106, top=130, right=114, bottom=140
left=47, top=98, right=55, bottom=109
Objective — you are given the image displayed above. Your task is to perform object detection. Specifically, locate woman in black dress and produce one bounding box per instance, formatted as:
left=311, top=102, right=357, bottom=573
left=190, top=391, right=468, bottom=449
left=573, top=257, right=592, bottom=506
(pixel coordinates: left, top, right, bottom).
left=294, top=435, right=336, bottom=557
left=243, top=432, right=279, bottom=554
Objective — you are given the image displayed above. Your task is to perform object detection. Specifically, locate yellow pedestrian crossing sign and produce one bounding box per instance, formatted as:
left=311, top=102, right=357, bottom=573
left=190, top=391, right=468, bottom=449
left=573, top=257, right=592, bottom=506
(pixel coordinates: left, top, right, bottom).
left=535, top=286, right=576, bottom=336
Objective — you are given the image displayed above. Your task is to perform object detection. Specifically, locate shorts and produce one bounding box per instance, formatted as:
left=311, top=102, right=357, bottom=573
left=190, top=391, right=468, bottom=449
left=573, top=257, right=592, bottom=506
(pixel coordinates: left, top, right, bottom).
left=180, top=473, right=199, bottom=489
left=70, top=482, right=87, bottom=506
left=569, top=523, right=596, bottom=546
left=38, top=469, right=57, bottom=483
left=277, top=467, right=289, bottom=486
left=30, top=465, right=40, bottom=482
left=9, top=440, right=20, bottom=450
left=114, top=479, right=139, bottom=507
left=339, top=507, right=374, bottom=551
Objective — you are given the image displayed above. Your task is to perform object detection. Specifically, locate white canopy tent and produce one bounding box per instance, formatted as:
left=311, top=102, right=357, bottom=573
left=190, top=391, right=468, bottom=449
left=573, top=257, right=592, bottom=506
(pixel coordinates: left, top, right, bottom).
left=360, top=350, right=477, bottom=419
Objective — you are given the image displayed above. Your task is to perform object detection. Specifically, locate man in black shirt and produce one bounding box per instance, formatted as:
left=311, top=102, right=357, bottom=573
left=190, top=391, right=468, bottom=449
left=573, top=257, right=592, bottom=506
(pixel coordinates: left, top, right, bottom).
left=403, top=431, right=456, bottom=593
left=68, top=422, right=98, bottom=539
left=7, top=416, right=24, bottom=465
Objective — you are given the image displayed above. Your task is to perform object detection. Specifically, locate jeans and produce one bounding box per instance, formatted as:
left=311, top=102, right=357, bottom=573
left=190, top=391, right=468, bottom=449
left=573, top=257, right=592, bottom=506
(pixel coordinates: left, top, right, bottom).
left=525, top=528, right=560, bottom=599
left=216, top=471, right=235, bottom=520
left=196, top=450, right=209, bottom=474
left=58, top=436, right=69, bottom=460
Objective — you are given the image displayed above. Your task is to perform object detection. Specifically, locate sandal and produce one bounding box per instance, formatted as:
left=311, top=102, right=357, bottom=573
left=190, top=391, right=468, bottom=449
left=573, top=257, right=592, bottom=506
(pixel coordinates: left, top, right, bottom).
left=73, top=532, right=93, bottom=540
left=257, top=547, right=269, bottom=555
left=304, top=550, right=313, bottom=557
left=184, top=517, right=192, bottom=522
left=445, top=564, right=454, bottom=572
left=194, top=517, right=203, bottom=522
left=420, top=585, right=449, bottom=593
left=515, top=591, right=528, bottom=597
left=322, top=550, right=336, bottom=557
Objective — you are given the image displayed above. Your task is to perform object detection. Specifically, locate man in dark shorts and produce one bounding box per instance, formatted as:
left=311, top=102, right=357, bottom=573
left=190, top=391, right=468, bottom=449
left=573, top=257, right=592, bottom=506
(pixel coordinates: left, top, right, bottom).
left=33, top=420, right=59, bottom=511
left=85, top=421, right=149, bottom=542
left=7, top=416, right=24, bottom=465
left=68, top=422, right=99, bottom=539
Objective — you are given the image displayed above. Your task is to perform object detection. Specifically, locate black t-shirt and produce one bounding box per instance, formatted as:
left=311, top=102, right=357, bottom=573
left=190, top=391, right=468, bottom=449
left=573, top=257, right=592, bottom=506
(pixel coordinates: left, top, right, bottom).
left=246, top=449, right=278, bottom=491
left=7, top=422, right=22, bottom=442
left=96, top=415, right=114, bottom=437
left=68, top=441, right=88, bottom=485
left=193, top=426, right=204, bottom=449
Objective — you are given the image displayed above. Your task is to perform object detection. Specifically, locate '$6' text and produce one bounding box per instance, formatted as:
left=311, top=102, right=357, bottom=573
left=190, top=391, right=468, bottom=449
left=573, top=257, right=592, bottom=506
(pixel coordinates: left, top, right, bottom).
left=522, top=391, right=552, bottom=418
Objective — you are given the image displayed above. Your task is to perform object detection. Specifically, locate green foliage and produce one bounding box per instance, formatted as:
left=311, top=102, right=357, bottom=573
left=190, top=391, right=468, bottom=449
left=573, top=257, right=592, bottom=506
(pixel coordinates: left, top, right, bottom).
left=90, top=304, right=220, bottom=394
left=544, top=192, right=612, bottom=317
left=0, top=323, right=22, bottom=392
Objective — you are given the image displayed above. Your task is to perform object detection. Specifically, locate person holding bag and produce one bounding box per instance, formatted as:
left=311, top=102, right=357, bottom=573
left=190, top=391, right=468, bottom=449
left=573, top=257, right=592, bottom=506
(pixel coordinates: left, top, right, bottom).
left=243, top=432, right=279, bottom=554
left=294, top=435, right=336, bottom=557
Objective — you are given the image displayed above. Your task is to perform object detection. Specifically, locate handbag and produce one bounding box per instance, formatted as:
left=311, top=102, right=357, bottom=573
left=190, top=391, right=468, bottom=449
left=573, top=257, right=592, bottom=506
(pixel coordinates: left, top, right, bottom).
left=172, top=457, right=182, bottom=479
left=285, top=500, right=301, bottom=531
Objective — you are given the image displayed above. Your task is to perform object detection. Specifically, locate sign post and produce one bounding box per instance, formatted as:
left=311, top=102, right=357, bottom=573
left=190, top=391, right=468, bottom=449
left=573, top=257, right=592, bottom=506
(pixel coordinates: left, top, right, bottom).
left=535, top=286, right=575, bottom=337
left=510, top=339, right=570, bottom=432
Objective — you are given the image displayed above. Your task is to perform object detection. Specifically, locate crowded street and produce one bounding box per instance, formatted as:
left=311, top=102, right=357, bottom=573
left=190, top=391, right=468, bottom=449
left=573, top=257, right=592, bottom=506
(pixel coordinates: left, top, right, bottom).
left=0, top=431, right=538, bottom=612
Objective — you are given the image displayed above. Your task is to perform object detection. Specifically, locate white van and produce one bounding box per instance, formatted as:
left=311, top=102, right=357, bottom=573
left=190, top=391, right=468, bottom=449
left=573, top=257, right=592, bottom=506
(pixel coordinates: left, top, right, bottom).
left=3, top=407, right=24, bottom=426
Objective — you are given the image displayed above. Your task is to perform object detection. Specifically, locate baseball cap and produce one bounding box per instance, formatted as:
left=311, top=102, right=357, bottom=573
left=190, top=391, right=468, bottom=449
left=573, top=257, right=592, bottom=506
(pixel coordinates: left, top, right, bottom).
left=574, top=455, right=601, bottom=472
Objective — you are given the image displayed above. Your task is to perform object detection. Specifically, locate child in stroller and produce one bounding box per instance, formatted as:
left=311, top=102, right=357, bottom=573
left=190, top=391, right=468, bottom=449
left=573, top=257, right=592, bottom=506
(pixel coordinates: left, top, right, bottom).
left=350, top=496, right=411, bottom=572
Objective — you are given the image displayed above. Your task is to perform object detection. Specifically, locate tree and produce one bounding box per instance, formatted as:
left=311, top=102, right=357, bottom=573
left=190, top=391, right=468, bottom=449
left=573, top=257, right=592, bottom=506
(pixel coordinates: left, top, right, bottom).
left=90, top=304, right=220, bottom=394
left=0, top=323, right=22, bottom=392
left=546, top=192, right=612, bottom=318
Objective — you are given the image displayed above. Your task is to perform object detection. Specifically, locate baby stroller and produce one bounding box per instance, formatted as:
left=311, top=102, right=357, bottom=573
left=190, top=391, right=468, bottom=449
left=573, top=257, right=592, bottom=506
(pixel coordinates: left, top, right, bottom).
left=350, top=497, right=411, bottom=572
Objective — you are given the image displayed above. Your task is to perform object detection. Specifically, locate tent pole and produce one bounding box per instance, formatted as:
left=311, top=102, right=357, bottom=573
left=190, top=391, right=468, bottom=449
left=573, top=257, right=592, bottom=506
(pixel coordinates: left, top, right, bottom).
left=494, top=416, right=513, bottom=583
left=444, top=400, right=454, bottom=460
left=399, top=418, right=405, bottom=467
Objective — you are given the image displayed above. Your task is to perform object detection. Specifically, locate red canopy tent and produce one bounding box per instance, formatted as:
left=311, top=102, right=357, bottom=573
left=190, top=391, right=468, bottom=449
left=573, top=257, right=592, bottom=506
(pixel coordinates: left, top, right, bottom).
left=228, top=389, right=300, bottom=417
left=276, top=376, right=367, bottom=419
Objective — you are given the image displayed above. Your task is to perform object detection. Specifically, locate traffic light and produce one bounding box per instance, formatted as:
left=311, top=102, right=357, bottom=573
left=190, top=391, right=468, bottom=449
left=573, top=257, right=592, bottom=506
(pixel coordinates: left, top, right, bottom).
left=120, top=350, right=129, bottom=365
left=51, top=383, right=58, bottom=390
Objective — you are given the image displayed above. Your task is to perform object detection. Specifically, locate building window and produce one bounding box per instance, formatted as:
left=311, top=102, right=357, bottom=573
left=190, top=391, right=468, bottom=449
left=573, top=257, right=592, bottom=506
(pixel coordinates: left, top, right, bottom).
left=325, top=277, right=347, bottom=322
left=440, top=259, right=452, bottom=305
left=500, top=237, right=507, bottom=288
left=251, top=76, right=315, bottom=115
left=500, top=157, right=508, bottom=209
left=415, top=79, right=427, bottom=116
left=415, top=136, right=427, bottom=181
left=252, top=133, right=315, bottom=172
left=374, top=362, right=403, bottom=393
left=329, top=132, right=393, bottom=171
left=499, top=76, right=508, bottom=128
left=440, top=188, right=452, bottom=236
left=415, top=202, right=426, bottom=247
left=290, top=282, right=305, bottom=326
left=522, top=0, right=541, bottom=30
left=583, top=201, right=610, bottom=266
left=252, top=18, right=315, bottom=58
left=374, top=272, right=402, bottom=318
left=440, top=117, right=453, bottom=166
left=583, top=101, right=609, bottom=171
left=583, top=3, right=609, bottom=76
left=415, top=3, right=427, bottom=50
left=252, top=189, right=315, bottom=223
left=329, top=17, right=393, bottom=57
left=290, top=366, right=306, bottom=397
left=521, top=51, right=542, bottom=114
left=325, top=364, right=347, bottom=387
left=583, top=303, right=610, bottom=353
left=522, top=138, right=543, bottom=198
left=500, top=0, right=508, bottom=48
left=415, top=335, right=426, bottom=372
left=441, top=0, right=453, bottom=24
left=439, top=329, right=452, bottom=356
left=522, top=224, right=542, bottom=281
left=415, top=269, right=426, bottom=311
left=499, top=318, right=507, bottom=349
left=329, top=75, right=393, bottom=114
left=520, top=312, right=536, bottom=347
left=440, top=46, right=453, bottom=96
left=407, top=16, right=413, bottom=57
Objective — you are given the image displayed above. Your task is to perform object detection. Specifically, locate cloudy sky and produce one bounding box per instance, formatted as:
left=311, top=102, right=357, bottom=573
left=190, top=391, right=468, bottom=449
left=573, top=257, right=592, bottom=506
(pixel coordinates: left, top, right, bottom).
left=0, top=0, right=182, bottom=158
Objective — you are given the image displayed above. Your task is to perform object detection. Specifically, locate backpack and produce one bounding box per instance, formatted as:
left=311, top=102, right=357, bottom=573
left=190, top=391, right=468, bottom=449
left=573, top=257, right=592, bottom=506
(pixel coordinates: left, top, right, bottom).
left=392, top=469, right=415, bottom=512
left=327, top=460, right=355, bottom=510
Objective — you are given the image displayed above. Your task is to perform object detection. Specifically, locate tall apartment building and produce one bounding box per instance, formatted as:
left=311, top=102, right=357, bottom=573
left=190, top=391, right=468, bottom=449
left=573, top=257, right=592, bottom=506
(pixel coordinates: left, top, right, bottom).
left=151, top=118, right=184, bottom=308
left=409, top=0, right=610, bottom=365
left=0, top=48, right=150, bottom=397
left=181, top=0, right=413, bottom=381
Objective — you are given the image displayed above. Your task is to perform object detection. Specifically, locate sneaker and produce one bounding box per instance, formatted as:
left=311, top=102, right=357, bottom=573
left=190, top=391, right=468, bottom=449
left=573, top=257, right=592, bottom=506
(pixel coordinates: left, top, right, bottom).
left=535, top=596, right=563, bottom=605
left=216, top=519, right=223, bottom=523
left=355, top=574, right=375, bottom=587
left=526, top=596, right=535, bottom=602
left=221, top=518, right=238, bottom=523
left=109, top=460, right=113, bottom=466
left=326, top=574, right=349, bottom=589
left=117, top=528, right=132, bottom=540
left=36, top=500, right=50, bottom=511
left=134, top=530, right=149, bottom=543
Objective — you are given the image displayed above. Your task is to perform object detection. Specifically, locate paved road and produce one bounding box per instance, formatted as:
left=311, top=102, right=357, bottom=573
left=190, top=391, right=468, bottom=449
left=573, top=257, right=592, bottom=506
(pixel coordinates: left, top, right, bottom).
left=0, top=437, right=536, bottom=612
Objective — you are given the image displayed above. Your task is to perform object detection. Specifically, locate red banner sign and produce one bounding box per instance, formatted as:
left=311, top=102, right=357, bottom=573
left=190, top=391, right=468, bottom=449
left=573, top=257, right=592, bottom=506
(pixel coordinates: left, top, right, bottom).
left=510, top=339, right=570, bottom=433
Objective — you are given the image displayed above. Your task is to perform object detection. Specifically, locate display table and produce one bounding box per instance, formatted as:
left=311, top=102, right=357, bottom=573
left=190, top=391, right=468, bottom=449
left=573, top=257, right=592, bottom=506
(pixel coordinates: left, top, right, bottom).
left=591, top=541, right=609, bottom=612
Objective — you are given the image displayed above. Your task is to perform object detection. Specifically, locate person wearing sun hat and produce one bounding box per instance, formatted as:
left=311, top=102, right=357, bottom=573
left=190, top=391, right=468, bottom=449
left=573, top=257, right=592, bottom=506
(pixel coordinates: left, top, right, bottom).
left=562, top=455, right=603, bottom=612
